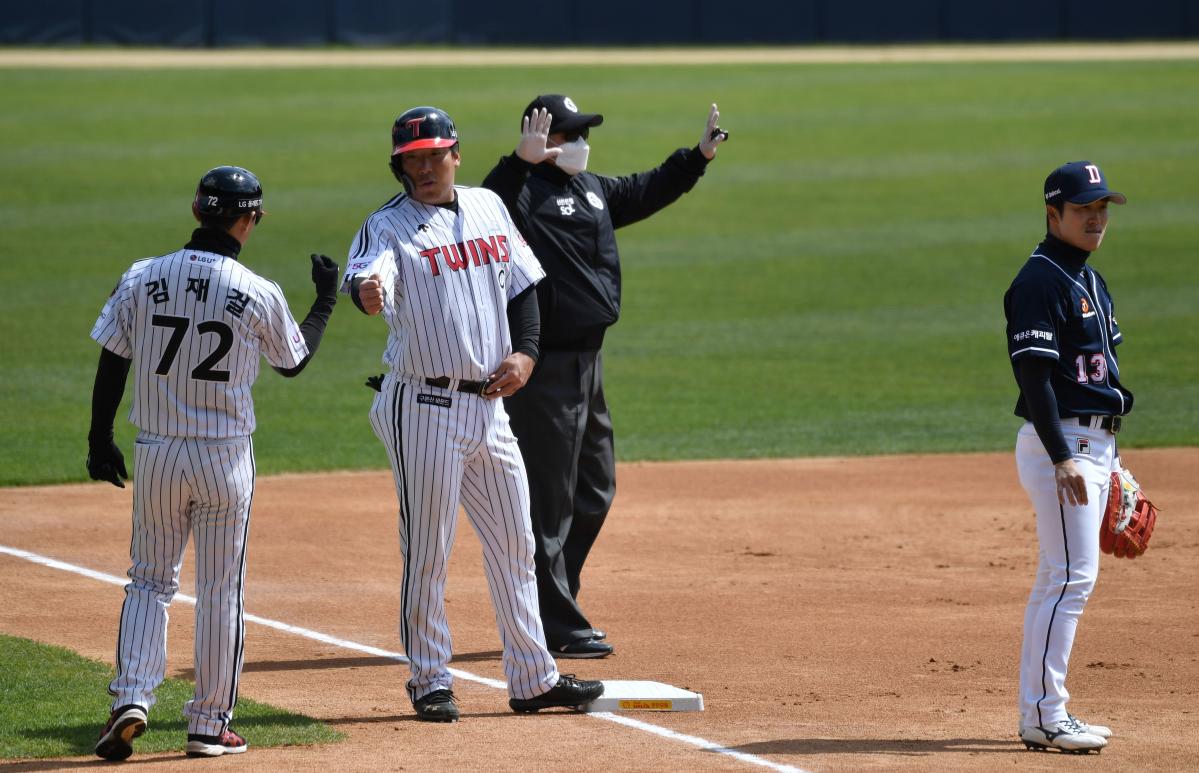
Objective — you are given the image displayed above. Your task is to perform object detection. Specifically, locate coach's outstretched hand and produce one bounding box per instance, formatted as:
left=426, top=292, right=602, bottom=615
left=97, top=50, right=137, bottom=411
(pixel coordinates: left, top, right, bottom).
left=310, top=253, right=340, bottom=299
left=87, top=438, right=128, bottom=489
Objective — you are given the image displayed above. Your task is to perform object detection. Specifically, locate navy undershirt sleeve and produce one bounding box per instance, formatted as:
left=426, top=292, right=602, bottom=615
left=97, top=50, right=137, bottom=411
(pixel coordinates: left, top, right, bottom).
left=1017, top=357, right=1072, bottom=464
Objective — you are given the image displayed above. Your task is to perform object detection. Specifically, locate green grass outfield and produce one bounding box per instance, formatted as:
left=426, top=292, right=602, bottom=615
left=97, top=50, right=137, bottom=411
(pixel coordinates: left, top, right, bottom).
left=1, top=56, right=1196, bottom=486
left=0, top=634, right=341, bottom=759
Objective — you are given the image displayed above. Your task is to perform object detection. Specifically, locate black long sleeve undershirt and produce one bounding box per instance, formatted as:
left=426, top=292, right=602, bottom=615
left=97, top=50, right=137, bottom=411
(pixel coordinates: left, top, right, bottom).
left=351, top=278, right=540, bottom=362
left=272, top=291, right=336, bottom=377
left=508, top=285, right=540, bottom=362
left=89, top=348, right=131, bottom=445
left=1017, top=357, right=1072, bottom=464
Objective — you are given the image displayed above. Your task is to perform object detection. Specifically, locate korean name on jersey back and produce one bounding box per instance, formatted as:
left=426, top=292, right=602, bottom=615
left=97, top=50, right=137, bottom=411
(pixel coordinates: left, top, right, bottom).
left=90, top=249, right=306, bottom=439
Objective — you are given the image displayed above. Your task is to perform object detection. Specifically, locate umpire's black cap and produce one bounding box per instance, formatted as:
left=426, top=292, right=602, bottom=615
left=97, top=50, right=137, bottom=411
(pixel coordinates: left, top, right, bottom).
left=1044, top=161, right=1127, bottom=207
left=523, top=94, right=604, bottom=135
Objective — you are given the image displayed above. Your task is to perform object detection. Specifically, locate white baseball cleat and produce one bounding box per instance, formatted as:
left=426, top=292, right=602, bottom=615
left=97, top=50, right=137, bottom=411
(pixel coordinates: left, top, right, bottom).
left=1068, top=713, right=1113, bottom=739
left=1020, top=720, right=1107, bottom=753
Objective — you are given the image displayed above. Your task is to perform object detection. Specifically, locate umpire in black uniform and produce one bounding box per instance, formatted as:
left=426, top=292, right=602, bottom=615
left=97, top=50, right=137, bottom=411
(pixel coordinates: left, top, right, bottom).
left=482, top=95, right=727, bottom=657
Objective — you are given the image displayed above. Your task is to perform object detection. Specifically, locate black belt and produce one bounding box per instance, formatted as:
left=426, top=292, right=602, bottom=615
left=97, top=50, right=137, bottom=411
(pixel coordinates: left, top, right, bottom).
left=1073, top=415, right=1123, bottom=433
left=425, top=376, right=489, bottom=395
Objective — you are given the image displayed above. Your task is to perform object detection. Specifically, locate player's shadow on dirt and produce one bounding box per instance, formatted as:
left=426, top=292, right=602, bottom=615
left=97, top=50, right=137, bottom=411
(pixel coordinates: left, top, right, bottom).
left=2, top=757, right=189, bottom=770
left=172, top=651, right=502, bottom=679
left=727, top=738, right=1019, bottom=756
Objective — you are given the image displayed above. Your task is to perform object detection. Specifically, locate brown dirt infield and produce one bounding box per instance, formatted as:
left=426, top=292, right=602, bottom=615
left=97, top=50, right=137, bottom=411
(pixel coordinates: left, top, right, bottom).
left=1, top=449, right=1196, bottom=772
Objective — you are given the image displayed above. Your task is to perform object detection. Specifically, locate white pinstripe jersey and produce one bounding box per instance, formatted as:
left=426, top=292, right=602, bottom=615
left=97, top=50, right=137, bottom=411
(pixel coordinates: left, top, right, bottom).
left=91, top=249, right=307, bottom=438
left=341, top=186, right=544, bottom=381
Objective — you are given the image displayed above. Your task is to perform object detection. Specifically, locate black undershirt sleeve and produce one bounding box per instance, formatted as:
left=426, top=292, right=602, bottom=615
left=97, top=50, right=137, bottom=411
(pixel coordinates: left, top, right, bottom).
left=507, top=285, right=540, bottom=362
left=89, top=348, right=131, bottom=445
left=1017, top=357, right=1072, bottom=464
left=273, top=291, right=337, bottom=378
left=350, top=276, right=367, bottom=314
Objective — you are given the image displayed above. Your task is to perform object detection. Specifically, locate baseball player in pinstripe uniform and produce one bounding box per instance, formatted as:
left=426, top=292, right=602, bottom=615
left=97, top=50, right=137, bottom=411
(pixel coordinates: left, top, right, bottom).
left=343, top=106, right=603, bottom=722
left=89, top=166, right=339, bottom=760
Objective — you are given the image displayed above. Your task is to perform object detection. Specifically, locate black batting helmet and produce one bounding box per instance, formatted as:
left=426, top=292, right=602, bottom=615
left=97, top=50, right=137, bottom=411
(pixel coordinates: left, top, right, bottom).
left=391, top=106, right=458, bottom=157
left=193, top=166, right=263, bottom=219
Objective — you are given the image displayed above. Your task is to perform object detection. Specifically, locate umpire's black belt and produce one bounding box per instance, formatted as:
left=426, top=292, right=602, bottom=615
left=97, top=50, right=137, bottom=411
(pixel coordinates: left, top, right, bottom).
left=425, top=376, right=489, bottom=395
left=1070, top=415, right=1123, bottom=434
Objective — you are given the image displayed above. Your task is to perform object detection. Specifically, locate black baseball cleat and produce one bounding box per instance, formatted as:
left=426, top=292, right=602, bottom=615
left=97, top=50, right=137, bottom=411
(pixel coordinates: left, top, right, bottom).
left=186, top=727, right=248, bottom=757
left=509, top=675, right=604, bottom=713
left=413, top=689, right=460, bottom=722
left=95, top=704, right=148, bottom=761
left=552, top=636, right=613, bottom=659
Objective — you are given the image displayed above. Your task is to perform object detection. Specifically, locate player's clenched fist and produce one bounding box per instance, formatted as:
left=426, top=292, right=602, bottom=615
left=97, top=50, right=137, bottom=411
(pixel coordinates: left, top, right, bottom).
left=358, top=273, right=385, bottom=315
left=309, top=253, right=340, bottom=298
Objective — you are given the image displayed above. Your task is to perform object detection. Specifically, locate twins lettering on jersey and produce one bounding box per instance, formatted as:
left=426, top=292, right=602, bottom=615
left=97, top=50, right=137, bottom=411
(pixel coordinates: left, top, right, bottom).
left=420, top=235, right=511, bottom=277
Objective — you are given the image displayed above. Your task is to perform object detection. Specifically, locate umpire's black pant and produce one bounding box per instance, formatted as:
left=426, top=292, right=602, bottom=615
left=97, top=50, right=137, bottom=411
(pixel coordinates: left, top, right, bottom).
left=505, top=349, right=615, bottom=647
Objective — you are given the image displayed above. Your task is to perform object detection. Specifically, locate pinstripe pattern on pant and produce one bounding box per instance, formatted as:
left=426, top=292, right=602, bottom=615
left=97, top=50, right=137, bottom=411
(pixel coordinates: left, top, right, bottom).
left=369, top=374, right=558, bottom=702
left=108, top=432, right=254, bottom=736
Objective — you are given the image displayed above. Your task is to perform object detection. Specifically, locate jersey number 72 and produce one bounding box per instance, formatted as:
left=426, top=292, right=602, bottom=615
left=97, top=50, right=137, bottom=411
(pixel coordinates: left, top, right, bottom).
left=151, top=314, right=233, bottom=383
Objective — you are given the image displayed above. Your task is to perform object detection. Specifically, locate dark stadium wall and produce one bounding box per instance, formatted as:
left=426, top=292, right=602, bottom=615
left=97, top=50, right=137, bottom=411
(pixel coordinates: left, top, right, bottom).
left=2, top=0, right=1195, bottom=46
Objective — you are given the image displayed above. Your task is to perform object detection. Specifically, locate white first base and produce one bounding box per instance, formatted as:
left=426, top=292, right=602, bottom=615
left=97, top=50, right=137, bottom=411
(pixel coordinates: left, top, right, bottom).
left=585, top=680, right=704, bottom=712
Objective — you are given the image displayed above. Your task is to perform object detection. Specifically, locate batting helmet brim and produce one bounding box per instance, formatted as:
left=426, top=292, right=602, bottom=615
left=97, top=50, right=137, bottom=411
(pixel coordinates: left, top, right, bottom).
left=392, top=137, right=459, bottom=156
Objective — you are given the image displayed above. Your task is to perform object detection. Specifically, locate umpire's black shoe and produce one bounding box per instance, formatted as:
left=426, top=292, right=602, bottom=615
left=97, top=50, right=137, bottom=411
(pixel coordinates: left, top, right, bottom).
left=414, top=689, right=460, bottom=722
left=552, top=636, right=613, bottom=659
left=509, top=675, right=604, bottom=713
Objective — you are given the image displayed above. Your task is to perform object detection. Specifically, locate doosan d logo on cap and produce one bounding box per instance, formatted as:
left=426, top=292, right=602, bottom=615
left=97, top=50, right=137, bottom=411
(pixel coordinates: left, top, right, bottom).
left=1043, top=161, right=1127, bottom=206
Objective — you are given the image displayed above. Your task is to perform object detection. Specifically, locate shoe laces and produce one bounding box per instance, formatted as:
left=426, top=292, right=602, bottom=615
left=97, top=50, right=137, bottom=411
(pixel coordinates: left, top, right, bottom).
left=420, top=689, right=458, bottom=705
left=1062, top=715, right=1088, bottom=734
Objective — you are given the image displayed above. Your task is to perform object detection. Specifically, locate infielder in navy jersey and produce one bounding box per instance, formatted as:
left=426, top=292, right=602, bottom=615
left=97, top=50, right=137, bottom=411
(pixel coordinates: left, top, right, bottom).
left=1004, top=161, right=1131, bottom=753
left=88, top=166, right=339, bottom=760
left=343, top=106, right=603, bottom=722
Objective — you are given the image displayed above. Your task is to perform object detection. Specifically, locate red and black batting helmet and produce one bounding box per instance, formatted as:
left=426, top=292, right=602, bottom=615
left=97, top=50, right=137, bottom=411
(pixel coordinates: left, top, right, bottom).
left=391, top=106, right=458, bottom=156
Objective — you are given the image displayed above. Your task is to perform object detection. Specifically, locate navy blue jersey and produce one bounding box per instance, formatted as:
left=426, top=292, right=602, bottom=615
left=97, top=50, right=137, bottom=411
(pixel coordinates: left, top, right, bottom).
left=1004, top=235, right=1133, bottom=419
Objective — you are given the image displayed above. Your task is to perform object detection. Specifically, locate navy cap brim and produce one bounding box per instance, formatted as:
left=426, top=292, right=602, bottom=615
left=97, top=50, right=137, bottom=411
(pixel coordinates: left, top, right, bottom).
left=1068, top=190, right=1127, bottom=205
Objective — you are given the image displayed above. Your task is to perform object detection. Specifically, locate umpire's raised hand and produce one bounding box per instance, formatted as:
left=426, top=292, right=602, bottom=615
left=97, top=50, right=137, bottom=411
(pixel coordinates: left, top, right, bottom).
left=698, top=103, right=729, bottom=160
left=516, top=107, right=564, bottom=165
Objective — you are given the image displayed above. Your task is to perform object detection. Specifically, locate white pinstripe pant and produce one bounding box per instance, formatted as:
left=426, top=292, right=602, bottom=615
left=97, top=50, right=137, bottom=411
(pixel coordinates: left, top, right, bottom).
left=370, top=375, right=559, bottom=701
left=108, top=432, right=254, bottom=736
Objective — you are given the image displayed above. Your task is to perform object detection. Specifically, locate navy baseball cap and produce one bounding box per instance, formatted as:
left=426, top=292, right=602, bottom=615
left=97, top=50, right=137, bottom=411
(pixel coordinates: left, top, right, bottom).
left=523, top=94, right=604, bottom=135
left=1044, top=161, right=1127, bottom=207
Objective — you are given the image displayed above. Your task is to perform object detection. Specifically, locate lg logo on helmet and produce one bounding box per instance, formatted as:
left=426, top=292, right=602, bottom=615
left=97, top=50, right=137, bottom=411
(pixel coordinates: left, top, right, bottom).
left=1085, top=164, right=1102, bottom=184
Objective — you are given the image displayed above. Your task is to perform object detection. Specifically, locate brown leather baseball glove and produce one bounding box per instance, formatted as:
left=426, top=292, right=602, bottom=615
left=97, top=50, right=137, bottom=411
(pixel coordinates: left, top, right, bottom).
left=1101, top=467, right=1159, bottom=559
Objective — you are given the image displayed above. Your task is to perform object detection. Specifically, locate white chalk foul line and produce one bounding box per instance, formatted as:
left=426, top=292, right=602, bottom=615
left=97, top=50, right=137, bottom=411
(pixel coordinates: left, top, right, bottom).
left=0, top=543, right=808, bottom=773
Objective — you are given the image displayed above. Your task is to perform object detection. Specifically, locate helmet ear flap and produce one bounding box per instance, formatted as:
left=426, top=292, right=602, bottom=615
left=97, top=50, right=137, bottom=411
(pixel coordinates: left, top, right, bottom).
left=389, top=156, right=415, bottom=196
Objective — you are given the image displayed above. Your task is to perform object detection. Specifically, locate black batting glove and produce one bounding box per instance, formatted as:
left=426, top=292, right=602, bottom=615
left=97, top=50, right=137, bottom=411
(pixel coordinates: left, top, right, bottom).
left=87, top=437, right=128, bottom=489
left=365, top=374, right=385, bottom=392
left=310, top=253, right=340, bottom=300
